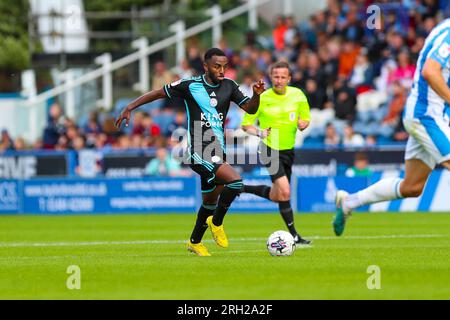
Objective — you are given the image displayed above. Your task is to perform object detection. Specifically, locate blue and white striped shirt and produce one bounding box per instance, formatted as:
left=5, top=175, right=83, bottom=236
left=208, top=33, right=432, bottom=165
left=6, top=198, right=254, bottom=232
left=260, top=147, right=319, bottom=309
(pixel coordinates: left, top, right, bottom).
left=404, top=18, right=450, bottom=121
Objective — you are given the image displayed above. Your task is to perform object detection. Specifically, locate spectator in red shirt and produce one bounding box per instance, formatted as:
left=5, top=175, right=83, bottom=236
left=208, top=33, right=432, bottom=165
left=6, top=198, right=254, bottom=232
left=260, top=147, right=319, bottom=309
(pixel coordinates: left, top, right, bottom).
left=272, top=15, right=288, bottom=51
left=338, top=40, right=360, bottom=79
left=142, top=114, right=161, bottom=138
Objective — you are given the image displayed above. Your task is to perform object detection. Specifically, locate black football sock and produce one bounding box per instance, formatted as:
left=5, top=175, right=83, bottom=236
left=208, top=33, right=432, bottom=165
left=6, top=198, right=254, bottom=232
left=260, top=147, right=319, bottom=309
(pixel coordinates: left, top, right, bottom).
left=212, top=180, right=243, bottom=226
left=190, top=203, right=216, bottom=244
left=278, top=201, right=298, bottom=236
left=243, top=185, right=271, bottom=200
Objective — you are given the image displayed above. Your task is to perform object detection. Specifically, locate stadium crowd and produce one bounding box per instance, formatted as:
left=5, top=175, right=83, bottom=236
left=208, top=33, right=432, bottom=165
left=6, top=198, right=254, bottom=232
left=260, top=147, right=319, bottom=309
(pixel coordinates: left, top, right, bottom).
left=1, top=0, right=449, bottom=155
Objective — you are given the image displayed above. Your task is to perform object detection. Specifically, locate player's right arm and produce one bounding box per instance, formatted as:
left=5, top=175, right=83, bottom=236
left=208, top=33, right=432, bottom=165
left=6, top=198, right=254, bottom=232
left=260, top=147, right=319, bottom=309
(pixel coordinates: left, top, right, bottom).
left=422, top=59, right=450, bottom=105
left=115, top=78, right=191, bottom=128
left=421, top=32, right=450, bottom=105
left=115, top=88, right=166, bottom=128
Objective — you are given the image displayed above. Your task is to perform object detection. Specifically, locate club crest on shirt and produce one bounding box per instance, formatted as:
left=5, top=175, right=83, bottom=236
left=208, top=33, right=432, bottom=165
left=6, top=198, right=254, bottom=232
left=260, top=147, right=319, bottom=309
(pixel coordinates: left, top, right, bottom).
left=437, top=44, right=450, bottom=59
left=210, top=98, right=218, bottom=107
left=211, top=155, right=221, bottom=163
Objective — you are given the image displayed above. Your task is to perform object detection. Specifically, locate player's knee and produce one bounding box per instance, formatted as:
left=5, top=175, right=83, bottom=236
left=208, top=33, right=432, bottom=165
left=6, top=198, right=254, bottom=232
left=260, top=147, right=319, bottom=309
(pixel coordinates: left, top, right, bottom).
left=271, top=187, right=290, bottom=202
left=202, top=193, right=219, bottom=204
left=279, top=188, right=290, bottom=201
left=225, top=179, right=244, bottom=195
left=202, top=201, right=217, bottom=209
left=400, top=184, right=424, bottom=198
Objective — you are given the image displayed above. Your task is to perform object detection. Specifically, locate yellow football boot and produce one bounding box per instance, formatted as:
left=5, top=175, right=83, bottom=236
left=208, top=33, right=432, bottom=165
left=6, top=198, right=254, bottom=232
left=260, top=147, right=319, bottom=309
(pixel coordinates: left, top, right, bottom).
left=187, top=241, right=211, bottom=256
left=206, top=216, right=228, bottom=248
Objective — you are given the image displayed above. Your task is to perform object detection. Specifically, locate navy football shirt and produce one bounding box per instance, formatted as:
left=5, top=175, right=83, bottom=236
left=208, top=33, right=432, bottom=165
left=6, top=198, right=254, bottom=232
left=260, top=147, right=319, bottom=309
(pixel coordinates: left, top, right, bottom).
left=164, top=75, right=250, bottom=157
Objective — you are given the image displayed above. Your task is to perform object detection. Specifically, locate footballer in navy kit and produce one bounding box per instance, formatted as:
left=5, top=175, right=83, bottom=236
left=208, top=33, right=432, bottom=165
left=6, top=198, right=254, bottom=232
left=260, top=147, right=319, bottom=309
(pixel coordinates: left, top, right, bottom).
left=115, top=48, right=265, bottom=256
left=163, top=71, right=249, bottom=188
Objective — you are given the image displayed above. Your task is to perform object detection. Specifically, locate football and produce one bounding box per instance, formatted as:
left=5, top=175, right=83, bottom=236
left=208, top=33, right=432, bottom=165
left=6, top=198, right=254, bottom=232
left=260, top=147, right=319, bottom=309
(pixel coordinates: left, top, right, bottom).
left=266, top=230, right=296, bottom=256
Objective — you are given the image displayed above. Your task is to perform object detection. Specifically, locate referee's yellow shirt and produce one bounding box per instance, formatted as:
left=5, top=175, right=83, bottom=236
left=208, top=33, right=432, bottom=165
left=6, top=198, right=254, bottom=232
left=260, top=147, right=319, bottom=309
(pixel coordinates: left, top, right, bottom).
left=241, top=86, right=311, bottom=150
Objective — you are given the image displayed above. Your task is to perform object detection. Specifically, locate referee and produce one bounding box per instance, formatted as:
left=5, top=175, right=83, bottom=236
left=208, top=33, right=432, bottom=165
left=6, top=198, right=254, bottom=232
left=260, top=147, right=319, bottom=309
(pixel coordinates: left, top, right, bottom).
left=241, top=61, right=311, bottom=245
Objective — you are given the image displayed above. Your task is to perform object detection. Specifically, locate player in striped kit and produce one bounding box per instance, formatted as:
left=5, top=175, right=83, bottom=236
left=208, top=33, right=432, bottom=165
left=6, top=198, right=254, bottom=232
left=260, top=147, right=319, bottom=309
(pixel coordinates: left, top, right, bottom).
left=333, top=18, right=450, bottom=236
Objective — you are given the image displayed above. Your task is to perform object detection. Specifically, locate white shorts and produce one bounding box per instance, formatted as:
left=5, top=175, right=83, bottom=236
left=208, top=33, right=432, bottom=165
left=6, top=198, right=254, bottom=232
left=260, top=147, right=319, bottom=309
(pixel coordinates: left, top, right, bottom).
left=403, top=117, right=450, bottom=169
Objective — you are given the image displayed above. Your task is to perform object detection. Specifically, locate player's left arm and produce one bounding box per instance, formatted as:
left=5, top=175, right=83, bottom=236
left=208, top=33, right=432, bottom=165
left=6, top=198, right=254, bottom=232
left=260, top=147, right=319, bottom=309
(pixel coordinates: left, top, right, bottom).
left=297, top=91, right=311, bottom=131
left=234, top=79, right=265, bottom=114
left=422, top=36, right=450, bottom=104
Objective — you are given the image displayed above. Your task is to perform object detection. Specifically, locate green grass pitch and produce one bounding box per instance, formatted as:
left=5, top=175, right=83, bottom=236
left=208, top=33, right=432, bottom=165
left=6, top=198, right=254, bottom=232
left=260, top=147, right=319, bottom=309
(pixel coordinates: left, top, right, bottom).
left=0, top=212, right=449, bottom=299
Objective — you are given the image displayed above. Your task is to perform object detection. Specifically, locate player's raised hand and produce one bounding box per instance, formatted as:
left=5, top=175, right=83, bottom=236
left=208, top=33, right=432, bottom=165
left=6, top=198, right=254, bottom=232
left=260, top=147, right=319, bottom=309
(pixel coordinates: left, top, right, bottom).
left=252, top=79, right=266, bottom=95
left=115, top=107, right=131, bottom=129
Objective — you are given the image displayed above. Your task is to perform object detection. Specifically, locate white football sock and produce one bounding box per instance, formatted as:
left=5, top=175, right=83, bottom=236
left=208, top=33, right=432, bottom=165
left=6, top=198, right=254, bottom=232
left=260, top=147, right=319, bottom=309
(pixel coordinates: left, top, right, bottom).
left=344, top=177, right=404, bottom=210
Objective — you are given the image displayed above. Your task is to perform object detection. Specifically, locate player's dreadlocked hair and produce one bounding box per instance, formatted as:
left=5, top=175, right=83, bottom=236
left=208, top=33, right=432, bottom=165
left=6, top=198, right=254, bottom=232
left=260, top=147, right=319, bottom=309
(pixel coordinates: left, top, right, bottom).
left=204, top=48, right=226, bottom=62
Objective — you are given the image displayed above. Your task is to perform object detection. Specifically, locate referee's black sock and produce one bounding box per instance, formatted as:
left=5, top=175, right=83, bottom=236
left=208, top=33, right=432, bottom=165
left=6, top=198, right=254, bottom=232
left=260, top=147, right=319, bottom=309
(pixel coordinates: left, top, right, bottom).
left=190, top=203, right=216, bottom=244
left=212, top=180, right=243, bottom=226
left=279, top=201, right=298, bottom=236
left=243, top=185, right=271, bottom=200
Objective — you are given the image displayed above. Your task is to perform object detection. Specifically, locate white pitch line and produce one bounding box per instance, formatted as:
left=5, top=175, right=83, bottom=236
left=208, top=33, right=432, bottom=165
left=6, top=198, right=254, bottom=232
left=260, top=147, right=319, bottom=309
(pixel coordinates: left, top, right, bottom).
left=0, top=234, right=449, bottom=248
left=225, top=246, right=315, bottom=254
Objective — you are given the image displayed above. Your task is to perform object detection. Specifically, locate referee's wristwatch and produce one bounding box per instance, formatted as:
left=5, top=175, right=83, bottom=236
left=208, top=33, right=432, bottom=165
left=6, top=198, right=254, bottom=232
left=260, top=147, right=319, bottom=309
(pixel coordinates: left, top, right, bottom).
left=257, top=129, right=263, bottom=138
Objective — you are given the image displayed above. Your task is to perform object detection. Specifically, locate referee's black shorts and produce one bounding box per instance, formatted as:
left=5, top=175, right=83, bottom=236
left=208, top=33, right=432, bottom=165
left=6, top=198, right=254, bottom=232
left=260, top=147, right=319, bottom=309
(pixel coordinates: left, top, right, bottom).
left=258, top=142, right=295, bottom=183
